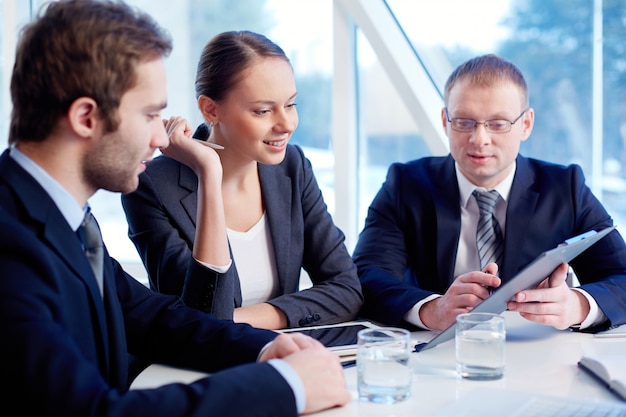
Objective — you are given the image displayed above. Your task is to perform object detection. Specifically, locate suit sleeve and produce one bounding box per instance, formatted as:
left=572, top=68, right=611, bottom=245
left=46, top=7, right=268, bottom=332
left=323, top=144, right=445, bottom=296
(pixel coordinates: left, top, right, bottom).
left=565, top=165, right=626, bottom=330
left=353, top=163, right=437, bottom=326
left=121, top=164, right=236, bottom=319
left=0, top=215, right=297, bottom=417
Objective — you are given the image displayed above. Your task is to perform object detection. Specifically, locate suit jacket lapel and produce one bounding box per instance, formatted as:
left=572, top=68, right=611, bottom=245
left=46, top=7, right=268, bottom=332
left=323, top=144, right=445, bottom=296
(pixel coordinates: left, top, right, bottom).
left=42, top=212, right=109, bottom=311
left=433, top=155, right=539, bottom=283
left=178, top=162, right=199, bottom=230
left=259, top=163, right=291, bottom=293
left=101, top=258, right=127, bottom=386
left=501, top=156, right=539, bottom=281
left=0, top=152, right=111, bottom=373
left=433, top=156, right=463, bottom=285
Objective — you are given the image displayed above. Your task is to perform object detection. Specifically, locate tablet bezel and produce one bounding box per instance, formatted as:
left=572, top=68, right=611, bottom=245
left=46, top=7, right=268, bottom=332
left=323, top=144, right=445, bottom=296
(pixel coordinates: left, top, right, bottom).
left=278, top=321, right=381, bottom=360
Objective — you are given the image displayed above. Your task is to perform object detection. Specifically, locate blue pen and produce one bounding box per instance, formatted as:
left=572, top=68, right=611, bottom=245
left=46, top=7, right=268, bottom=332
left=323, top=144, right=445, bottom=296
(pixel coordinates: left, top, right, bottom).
left=342, top=360, right=356, bottom=368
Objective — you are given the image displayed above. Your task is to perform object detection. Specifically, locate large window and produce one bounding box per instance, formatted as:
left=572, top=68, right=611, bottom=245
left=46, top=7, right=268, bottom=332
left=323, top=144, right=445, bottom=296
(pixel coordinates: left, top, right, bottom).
left=14, top=0, right=335, bottom=275
left=3, top=0, right=626, bottom=277
left=356, top=0, right=626, bottom=233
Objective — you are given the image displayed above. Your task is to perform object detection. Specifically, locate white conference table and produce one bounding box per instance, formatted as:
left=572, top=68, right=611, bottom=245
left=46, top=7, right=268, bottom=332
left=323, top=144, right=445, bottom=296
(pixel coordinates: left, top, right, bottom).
left=131, top=311, right=626, bottom=416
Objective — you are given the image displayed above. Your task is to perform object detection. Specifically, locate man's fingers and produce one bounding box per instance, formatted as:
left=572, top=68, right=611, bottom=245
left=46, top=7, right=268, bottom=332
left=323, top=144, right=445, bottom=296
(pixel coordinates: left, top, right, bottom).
left=457, top=271, right=501, bottom=288
left=547, top=263, right=569, bottom=288
left=513, top=263, right=569, bottom=302
left=288, top=332, right=323, bottom=350
left=482, top=262, right=499, bottom=276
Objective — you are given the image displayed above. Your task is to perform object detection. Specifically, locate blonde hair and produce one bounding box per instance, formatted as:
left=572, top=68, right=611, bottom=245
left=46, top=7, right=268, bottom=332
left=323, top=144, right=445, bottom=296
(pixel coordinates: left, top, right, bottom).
left=443, top=54, right=528, bottom=108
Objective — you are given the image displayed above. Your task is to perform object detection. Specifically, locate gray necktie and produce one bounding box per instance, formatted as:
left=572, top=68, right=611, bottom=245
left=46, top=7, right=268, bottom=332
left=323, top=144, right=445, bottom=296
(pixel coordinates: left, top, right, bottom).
left=77, top=210, right=104, bottom=296
left=473, top=190, right=504, bottom=270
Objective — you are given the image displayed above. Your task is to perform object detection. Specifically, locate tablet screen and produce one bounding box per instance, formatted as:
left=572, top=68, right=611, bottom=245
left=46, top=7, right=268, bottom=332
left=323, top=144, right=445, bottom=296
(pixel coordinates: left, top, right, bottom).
left=279, top=321, right=378, bottom=349
left=292, top=324, right=368, bottom=347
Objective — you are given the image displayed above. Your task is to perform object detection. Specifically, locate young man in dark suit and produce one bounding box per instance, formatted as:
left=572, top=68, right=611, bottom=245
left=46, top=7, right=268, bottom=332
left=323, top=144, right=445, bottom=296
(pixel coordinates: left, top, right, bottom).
left=0, top=1, right=350, bottom=415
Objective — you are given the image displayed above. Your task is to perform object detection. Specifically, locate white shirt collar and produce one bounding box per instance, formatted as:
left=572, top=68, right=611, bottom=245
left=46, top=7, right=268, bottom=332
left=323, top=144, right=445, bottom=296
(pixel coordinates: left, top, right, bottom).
left=9, top=146, right=85, bottom=230
left=455, top=161, right=516, bottom=208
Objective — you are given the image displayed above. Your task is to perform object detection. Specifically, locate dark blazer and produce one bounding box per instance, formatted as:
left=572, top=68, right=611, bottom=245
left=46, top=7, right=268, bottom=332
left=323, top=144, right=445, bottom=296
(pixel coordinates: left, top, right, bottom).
left=121, top=144, right=362, bottom=327
left=353, top=154, right=626, bottom=332
left=0, top=149, right=298, bottom=416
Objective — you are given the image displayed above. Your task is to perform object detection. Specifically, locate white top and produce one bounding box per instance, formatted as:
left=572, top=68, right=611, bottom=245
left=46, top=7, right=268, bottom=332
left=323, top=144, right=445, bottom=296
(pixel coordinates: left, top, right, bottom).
left=227, top=213, right=279, bottom=306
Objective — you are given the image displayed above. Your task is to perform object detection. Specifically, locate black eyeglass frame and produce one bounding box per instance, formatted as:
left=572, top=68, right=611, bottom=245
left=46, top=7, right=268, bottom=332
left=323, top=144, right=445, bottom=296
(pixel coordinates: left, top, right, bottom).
left=445, top=108, right=528, bottom=133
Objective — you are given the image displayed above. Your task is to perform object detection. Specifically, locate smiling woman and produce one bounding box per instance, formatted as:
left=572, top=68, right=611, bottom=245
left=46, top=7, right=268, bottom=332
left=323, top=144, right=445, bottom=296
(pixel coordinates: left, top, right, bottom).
left=120, top=29, right=363, bottom=331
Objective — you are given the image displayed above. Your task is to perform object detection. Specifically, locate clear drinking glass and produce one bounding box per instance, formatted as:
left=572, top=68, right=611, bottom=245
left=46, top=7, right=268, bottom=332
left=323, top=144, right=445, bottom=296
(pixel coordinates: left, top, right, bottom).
left=357, top=327, right=412, bottom=403
left=455, top=312, right=506, bottom=380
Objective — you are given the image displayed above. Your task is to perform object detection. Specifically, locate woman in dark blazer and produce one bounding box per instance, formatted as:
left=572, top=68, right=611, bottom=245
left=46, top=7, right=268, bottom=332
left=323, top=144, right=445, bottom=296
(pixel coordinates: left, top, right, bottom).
left=122, top=31, right=362, bottom=329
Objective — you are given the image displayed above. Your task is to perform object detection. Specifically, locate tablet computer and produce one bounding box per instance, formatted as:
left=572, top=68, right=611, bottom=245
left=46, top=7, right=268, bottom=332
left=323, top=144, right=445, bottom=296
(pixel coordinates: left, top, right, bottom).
left=414, top=226, right=616, bottom=352
left=279, top=321, right=380, bottom=363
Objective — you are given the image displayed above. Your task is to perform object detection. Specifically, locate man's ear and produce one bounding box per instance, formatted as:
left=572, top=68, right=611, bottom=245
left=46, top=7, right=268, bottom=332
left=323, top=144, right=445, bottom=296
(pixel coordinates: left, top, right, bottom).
left=520, top=107, right=535, bottom=142
left=441, top=107, right=448, bottom=130
left=67, top=97, right=99, bottom=138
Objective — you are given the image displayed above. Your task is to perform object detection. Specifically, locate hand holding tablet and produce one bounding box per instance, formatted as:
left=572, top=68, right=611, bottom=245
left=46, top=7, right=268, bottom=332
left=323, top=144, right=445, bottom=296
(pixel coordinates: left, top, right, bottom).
left=415, top=226, right=616, bottom=352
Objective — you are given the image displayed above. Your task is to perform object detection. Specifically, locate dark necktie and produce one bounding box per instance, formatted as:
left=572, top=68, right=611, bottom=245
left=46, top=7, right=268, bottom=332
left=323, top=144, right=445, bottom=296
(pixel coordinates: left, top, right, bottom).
left=473, top=189, right=504, bottom=270
left=77, top=210, right=104, bottom=296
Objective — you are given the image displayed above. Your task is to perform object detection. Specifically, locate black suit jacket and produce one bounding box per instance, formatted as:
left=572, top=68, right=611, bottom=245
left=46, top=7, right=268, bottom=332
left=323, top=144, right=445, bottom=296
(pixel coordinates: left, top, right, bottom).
left=122, top=144, right=362, bottom=327
left=0, top=149, right=298, bottom=416
left=353, top=154, right=626, bottom=331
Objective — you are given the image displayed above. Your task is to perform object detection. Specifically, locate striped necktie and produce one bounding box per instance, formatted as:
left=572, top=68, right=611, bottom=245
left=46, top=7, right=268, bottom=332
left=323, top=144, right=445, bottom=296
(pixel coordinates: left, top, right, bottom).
left=77, top=210, right=104, bottom=296
left=473, top=189, right=504, bottom=270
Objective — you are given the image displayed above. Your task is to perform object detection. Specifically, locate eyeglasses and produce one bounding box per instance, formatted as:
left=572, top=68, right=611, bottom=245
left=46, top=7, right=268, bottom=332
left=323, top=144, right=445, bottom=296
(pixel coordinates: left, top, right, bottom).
left=445, top=108, right=528, bottom=134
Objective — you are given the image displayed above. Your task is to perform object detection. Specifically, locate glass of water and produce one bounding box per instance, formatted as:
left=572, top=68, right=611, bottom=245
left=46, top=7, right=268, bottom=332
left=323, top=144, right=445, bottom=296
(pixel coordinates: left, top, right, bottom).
left=455, top=312, right=506, bottom=380
left=357, top=327, right=412, bottom=403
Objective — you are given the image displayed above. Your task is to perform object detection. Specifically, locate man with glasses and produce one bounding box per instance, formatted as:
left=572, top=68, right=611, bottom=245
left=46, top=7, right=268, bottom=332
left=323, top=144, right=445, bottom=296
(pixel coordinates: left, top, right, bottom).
left=353, top=54, right=626, bottom=333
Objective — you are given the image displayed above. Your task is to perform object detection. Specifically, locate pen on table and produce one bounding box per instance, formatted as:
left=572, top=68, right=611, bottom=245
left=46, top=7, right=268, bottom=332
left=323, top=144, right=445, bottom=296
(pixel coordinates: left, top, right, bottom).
left=342, top=360, right=356, bottom=369
left=593, top=332, right=626, bottom=339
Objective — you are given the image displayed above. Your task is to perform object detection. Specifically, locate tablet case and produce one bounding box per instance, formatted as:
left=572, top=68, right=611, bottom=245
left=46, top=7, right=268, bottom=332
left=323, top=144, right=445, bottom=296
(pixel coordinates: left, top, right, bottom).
left=414, top=226, right=616, bottom=352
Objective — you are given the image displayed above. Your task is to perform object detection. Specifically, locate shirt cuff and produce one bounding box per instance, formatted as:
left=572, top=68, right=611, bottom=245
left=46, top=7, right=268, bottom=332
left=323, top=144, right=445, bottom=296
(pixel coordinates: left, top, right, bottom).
left=571, top=287, right=606, bottom=329
left=403, top=294, right=442, bottom=330
left=268, top=359, right=305, bottom=413
left=194, top=258, right=232, bottom=273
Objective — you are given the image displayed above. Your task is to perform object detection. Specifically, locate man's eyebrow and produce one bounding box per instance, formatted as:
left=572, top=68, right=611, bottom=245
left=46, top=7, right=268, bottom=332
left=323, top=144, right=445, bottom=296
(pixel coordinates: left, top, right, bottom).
left=146, top=101, right=167, bottom=111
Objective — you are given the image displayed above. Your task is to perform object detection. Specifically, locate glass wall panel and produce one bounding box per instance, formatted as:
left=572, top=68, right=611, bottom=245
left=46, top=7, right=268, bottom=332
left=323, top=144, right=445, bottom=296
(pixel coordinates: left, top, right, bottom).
left=1, top=0, right=33, bottom=146
left=356, top=30, right=432, bottom=226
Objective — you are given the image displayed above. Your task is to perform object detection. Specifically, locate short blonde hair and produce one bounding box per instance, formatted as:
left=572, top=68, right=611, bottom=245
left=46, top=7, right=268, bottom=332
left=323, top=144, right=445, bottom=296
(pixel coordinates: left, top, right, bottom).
left=443, top=54, right=529, bottom=108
